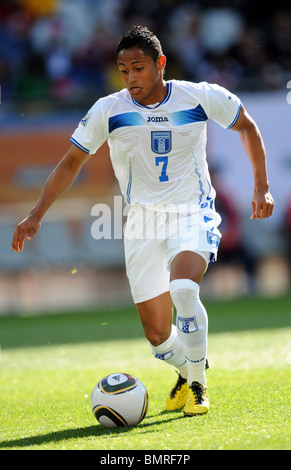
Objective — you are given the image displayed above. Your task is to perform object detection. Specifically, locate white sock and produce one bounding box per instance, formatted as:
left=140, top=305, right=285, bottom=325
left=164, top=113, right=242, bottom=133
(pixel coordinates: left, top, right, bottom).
left=150, top=324, right=188, bottom=379
left=169, top=279, right=208, bottom=386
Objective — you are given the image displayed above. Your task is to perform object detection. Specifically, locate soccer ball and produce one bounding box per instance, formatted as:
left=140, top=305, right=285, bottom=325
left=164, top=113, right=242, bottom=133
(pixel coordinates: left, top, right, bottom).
left=91, top=372, right=149, bottom=428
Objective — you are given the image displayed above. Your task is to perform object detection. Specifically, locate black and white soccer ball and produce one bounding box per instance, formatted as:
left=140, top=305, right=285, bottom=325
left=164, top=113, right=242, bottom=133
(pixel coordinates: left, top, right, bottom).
left=91, top=373, right=149, bottom=428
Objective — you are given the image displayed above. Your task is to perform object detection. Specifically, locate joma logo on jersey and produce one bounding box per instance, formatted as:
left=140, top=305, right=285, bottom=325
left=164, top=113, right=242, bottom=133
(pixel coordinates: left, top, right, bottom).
left=147, top=116, right=169, bottom=122
left=151, top=131, right=172, bottom=154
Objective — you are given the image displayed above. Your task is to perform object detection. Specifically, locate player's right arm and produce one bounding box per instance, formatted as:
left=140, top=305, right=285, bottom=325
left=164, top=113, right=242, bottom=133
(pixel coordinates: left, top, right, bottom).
left=11, top=144, right=91, bottom=253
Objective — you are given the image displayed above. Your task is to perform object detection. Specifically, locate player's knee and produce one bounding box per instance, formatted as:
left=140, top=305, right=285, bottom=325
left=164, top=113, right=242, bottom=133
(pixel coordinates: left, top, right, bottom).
left=142, top=317, right=172, bottom=346
left=144, top=324, right=172, bottom=346
left=170, top=279, right=198, bottom=314
left=169, top=279, right=207, bottom=325
left=146, top=331, right=170, bottom=347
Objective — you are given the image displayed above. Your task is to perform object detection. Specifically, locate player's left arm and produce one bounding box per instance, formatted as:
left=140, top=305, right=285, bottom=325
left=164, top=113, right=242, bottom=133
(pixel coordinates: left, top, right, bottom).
left=231, top=104, right=274, bottom=220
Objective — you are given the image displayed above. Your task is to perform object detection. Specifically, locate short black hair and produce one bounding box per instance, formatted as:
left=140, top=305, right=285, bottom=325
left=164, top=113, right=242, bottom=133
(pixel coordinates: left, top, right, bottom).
left=116, top=25, right=163, bottom=62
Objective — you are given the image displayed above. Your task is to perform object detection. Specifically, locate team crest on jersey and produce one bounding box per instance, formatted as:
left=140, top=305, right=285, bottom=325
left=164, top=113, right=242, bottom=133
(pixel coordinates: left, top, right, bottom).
left=81, top=109, right=92, bottom=126
left=151, top=131, right=172, bottom=154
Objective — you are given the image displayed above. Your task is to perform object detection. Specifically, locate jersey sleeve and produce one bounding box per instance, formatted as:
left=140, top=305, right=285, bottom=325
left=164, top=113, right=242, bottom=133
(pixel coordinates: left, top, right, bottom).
left=200, top=82, right=241, bottom=129
left=70, top=98, right=109, bottom=155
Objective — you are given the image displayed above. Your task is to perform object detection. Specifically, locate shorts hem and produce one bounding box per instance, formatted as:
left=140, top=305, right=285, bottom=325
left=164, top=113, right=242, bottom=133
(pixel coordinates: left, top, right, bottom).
left=132, top=287, right=169, bottom=304
left=168, top=249, right=218, bottom=272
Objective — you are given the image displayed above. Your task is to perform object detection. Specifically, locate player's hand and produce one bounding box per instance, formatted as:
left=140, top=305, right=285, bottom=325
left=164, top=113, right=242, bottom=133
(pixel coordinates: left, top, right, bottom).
left=11, top=215, right=41, bottom=253
left=250, top=189, right=274, bottom=220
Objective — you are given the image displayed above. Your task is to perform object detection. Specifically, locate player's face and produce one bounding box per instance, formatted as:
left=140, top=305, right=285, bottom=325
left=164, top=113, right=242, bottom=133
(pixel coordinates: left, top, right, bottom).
left=117, top=47, right=167, bottom=105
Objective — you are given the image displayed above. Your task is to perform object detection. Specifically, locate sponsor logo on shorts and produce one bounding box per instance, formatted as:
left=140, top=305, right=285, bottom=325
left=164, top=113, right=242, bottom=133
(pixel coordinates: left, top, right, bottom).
left=207, top=231, right=220, bottom=248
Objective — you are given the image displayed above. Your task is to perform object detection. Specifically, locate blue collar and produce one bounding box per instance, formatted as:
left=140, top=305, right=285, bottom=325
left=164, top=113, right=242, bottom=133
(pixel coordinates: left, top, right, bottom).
left=131, top=82, right=172, bottom=109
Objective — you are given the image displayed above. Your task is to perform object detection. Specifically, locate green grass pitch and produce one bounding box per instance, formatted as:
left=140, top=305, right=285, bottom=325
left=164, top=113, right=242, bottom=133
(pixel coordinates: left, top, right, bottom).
left=0, top=295, right=290, bottom=450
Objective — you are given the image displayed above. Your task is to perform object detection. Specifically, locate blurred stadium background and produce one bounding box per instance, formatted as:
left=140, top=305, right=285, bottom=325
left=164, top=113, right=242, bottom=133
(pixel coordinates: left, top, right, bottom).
left=0, top=0, right=290, bottom=315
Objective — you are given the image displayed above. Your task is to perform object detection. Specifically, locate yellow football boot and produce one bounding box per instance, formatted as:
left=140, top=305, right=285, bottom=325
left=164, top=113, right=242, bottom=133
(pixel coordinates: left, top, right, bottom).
left=166, top=373, right=188, bottom=411
left=184, top=381, right=209, bottom=416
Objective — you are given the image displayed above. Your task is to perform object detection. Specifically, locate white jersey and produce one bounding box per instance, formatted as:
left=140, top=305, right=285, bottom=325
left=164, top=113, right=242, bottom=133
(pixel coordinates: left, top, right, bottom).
left=71, top=80, right=241, bottom=209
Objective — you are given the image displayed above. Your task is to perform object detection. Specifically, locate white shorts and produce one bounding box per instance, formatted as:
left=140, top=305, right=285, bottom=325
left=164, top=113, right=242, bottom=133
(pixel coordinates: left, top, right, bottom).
left=124, top=204, right=222, bottom=303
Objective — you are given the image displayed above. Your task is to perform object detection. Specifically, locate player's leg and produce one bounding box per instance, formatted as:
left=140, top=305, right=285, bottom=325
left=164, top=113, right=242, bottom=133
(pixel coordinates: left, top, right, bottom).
left=136, top=292, right=189, bottom=410
left=135, top=291, right=173, bottom=346
left=169, top=250, right=209, bottom=415
left=124, top=211, right=188, bottom=406
left=136, top=292, right=188, bottom=377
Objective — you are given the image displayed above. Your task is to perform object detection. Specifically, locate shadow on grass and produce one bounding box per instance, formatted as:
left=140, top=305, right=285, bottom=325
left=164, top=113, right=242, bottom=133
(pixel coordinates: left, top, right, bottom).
left=0, top=412, right=184, bottom=449
left=1, top=294, right=290, bottom=350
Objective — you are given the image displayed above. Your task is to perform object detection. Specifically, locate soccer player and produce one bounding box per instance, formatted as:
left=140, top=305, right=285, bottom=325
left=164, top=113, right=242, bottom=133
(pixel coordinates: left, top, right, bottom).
left=11, top=26, right=274, bottom=416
